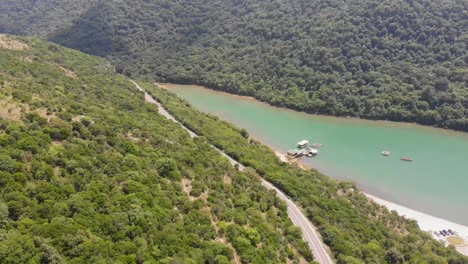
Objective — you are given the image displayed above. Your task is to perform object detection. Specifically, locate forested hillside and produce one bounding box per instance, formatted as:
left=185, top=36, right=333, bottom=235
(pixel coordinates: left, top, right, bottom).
left=1, top=32, right=468, bottom=263
left=0, top=34, right=313, bottom=263
left=0, top=0, right=466, bottom=131
left=0, top=0, right=99, bottom=38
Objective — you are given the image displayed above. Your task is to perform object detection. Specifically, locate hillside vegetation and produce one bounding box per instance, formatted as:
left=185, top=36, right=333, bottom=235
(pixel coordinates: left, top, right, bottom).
left=0, top=0, right=99, bottom=38
left=145, top=83, right=468, bottom=263
left=0, top=35, right=313, bottom=263
left=0, top=0, right=466, bottom=131
left=0, top=33, right=466, bottom=263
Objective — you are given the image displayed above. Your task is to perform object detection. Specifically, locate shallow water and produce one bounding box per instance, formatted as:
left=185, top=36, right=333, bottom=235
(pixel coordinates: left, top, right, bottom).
left=166, top=84, right=468, bottom=226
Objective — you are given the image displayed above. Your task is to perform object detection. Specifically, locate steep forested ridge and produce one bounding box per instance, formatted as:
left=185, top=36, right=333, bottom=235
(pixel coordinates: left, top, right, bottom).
left=0, top=35, right=313, bottom=263
left=0, top=0, right=100, bottom=38
left=0, top=0, right=466, bottom=131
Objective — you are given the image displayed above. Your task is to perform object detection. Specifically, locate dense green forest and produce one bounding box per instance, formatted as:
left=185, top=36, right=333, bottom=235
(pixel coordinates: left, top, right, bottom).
left=144, top=84, right=468, bottom=263
left=0, top=34, right=466, bottom=264
left=0, top=0, right=466, bottom=131
left=0, top=0, right=99, bottom=38
left=0, top=35, right=313, bottom=263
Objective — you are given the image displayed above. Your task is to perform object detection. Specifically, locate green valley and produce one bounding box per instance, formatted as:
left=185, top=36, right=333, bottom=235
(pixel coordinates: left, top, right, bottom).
left=0, top=0, right=467, bottom=262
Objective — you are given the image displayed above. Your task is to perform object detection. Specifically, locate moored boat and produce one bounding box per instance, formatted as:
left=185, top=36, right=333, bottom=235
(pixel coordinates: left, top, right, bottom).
left=381, top=151, right=390, bottom=156
left=312, top=143, right=323, bottom=148
left=306, top=148, right=318, bottom=157
left=400, top=157, right=413, bottom=162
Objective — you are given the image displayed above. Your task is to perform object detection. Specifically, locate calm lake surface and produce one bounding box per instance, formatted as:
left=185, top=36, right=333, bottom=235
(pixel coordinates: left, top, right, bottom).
left=166, top=84, right=468, bottom=226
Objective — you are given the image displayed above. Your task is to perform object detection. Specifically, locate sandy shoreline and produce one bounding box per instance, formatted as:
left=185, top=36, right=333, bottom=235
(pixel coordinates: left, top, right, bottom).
left=365, top=194, right=468, bottom=238
left=274, top=151, right=468, bottom=255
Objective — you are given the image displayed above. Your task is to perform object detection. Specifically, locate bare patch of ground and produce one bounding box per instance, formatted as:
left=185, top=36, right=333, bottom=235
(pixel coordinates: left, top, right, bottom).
left=36, top=108, right=55, bottom=122
left=20, top=56, right=34, bottom=63
left=72, top=115, right=86, bottom=122
left=0, top=34, right=29, bottom=50
left=223, top=175, right=232, bottom=185
left=275, top=151, right=289, bottom=163
left=0, top=100, right=24, bottom=121
left=199, top=190, right=209, bottom=203
left=126, top=132, right=141, bottom=142
left=51, top=141, right=63, bottom=146
left=0, top=95, right=58, bottom=123
left=182, top=178, right=195, bottom=201
left=53, top=167, right=61, bottom=177
left=58, top=66, right=77, bottom=79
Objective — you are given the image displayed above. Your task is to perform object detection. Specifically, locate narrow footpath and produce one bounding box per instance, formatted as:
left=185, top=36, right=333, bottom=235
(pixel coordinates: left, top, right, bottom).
left=130, top=80, right=334, bottom=264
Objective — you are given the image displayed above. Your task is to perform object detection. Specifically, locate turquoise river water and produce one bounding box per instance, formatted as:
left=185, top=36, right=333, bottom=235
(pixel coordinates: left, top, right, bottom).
left=165, top=84, right=468, bottom=226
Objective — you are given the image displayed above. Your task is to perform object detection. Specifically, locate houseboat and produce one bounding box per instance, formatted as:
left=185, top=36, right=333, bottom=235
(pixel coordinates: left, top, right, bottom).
left=297, top=140, right=309, bottom=149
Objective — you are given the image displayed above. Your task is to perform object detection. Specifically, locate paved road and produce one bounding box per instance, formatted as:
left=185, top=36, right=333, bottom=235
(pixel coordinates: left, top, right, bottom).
left=130, top=80, right=333, bottom=264
left=261, top=180, right=334, bottom=264
left=131, top=80, right=197, bottom=138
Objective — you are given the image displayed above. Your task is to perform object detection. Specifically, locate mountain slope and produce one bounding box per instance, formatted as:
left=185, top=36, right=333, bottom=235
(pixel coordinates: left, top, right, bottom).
left=0, top=34, right=312, bottom=263
left=0, top=0, right=466, bottom=131
left=0, top=0, right=99, bottom=38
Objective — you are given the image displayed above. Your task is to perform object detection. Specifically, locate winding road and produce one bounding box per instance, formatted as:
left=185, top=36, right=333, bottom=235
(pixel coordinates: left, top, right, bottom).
left=130, top=80, right=334, bottom=264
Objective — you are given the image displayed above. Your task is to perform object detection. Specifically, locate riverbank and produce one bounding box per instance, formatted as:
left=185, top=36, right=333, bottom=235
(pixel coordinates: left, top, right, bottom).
left=162, top=83, right=468, bottom=256
left=274, top=151, right=468, bottom=255
left=158, top=83, right=468, bottom=138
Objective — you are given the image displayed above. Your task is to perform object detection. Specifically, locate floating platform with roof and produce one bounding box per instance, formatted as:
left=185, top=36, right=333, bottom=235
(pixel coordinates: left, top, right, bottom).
left=297, top=140, right=309, bottom=149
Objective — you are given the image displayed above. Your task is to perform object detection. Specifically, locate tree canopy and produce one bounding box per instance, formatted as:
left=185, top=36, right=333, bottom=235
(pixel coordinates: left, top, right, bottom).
left=1, top=0, right=466, bottom=131
left=0, top=35, right=312, bottom=263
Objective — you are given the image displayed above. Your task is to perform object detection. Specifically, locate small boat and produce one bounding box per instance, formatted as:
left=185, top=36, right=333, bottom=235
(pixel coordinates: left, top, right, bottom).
left=400, top=157, right=413, bottom=162
left=306, top=148, right=318, bottom=157
left=312, top=143, right=323, bottom=148
left=381, top=151, right=390, bottom=156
